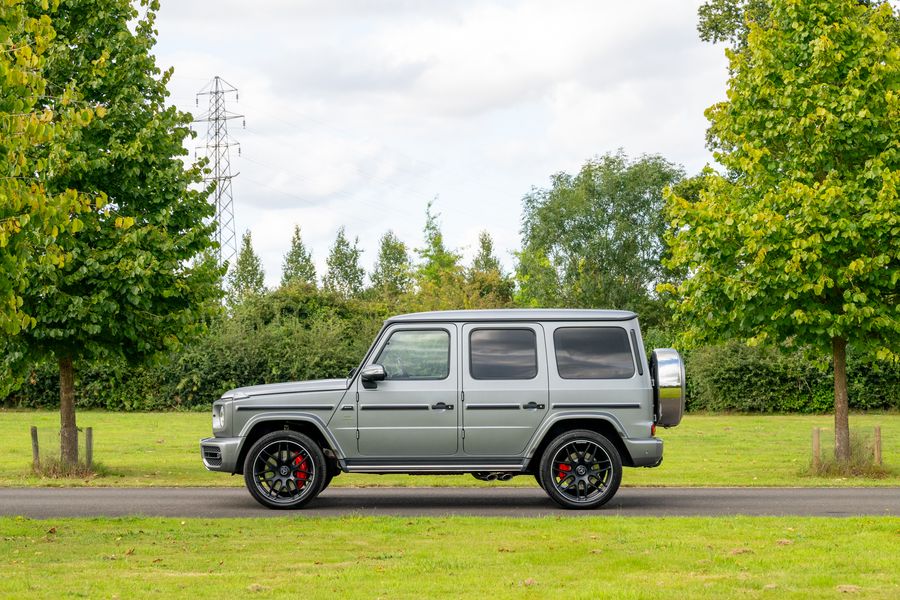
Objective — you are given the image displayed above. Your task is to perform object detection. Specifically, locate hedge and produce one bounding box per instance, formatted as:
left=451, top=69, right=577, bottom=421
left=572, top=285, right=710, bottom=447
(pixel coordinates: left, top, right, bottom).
left=3, top=293, right=899, bottom=413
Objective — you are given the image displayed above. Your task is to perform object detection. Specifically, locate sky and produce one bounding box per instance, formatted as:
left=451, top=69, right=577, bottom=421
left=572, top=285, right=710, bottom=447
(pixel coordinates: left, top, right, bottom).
left=153, top=0, right=730, bottom=287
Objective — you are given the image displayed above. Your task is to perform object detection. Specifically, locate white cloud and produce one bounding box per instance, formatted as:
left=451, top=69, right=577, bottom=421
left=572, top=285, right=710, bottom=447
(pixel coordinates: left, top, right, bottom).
left=153, top=0, right=727, bottom=287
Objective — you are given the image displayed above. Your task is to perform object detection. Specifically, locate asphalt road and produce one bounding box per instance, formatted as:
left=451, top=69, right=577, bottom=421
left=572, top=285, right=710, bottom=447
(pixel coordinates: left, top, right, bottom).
left=1, top=486, right=898, bottom=518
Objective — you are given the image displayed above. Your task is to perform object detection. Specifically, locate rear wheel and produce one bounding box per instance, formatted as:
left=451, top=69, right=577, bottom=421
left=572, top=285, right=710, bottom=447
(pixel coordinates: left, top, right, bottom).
left=539, top=429, right=622, bottom=510
left=243, top=431, right=327, bottom=509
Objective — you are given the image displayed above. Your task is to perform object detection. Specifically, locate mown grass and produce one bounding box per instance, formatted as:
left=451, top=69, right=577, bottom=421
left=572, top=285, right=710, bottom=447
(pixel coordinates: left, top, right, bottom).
left=0, top=410, right=897, bottom=487
left=0, top=516, right=897, bottom=599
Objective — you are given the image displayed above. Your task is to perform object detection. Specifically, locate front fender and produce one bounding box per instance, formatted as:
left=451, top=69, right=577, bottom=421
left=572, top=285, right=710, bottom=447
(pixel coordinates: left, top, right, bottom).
left=236, top=412, right=348, bottom=461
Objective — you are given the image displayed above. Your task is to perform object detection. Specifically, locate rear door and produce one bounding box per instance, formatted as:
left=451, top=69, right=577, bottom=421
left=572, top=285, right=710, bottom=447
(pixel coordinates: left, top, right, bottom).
left=461, top=323, right=549, bottom=456
left=357, top=324, right=459, bottom=456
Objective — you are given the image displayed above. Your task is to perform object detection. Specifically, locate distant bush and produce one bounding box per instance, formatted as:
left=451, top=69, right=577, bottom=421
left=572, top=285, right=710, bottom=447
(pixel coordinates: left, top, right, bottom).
left=3, top=284, right=385, bottom=411
left=686, top=342, right=900, bottom=413
left=4, top=294, right=899, bottom=413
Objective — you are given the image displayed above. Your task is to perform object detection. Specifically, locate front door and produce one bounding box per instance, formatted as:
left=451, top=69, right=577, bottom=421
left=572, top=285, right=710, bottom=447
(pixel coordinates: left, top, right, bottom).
left=357, top=325, right=459, bottom=456
left=461, top=323, right=549, bottom=456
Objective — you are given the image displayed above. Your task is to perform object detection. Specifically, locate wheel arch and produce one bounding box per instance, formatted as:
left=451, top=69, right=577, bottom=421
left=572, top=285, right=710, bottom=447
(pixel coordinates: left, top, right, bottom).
left=234, top=415, right=341, bottom=475
left=525, top=415, right=634, bottom=471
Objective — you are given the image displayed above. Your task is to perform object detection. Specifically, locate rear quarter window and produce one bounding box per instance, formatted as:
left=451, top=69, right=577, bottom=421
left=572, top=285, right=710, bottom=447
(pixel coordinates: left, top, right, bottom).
left=553, top=327, right=635, bottom=379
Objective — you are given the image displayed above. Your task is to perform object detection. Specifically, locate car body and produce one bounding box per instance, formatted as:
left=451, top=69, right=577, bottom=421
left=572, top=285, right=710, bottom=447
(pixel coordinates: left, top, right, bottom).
left=200, top=308, right=685, bottom=509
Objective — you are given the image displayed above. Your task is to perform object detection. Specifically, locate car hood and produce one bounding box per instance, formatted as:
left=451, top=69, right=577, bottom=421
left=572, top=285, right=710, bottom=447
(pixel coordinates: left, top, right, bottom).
left=222, top=378, right=349, bottom=399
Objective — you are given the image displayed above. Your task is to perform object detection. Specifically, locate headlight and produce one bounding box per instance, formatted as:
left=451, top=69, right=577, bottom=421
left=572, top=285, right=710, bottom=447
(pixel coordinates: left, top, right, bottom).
left=212, top=403, right=225, bottom=430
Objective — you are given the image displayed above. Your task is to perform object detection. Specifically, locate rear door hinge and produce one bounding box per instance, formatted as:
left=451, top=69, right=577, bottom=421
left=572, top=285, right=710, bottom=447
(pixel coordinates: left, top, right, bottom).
left=461, top=429, right=465, bottom=439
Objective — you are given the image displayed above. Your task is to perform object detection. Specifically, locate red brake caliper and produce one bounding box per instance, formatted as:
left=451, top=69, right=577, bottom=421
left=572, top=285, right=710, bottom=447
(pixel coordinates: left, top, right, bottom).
left=557, top=463, right=571, bottom=481
left=293, top=455, right=308, bottom=487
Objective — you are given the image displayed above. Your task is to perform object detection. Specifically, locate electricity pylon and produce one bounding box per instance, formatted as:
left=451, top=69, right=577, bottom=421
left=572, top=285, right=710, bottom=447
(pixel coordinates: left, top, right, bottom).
left=195, top=76, right=244, bottom=267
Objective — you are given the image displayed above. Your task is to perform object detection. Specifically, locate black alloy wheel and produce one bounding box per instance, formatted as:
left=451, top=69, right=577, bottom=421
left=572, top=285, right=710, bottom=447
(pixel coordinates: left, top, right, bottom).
left=539, top=429, right=622, bottom=509
left=243, top=431, right=327, bottom=509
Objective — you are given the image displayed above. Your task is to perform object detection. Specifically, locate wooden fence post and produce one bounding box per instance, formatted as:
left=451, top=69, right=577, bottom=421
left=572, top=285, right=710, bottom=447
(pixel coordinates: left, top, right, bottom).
left=30, top=426, right=40, bottom=471
left=874, top=426, right=882, bottom=466
left=812, top=427, right=821, bottom=470
left=85, top=427, right=93, bottom=469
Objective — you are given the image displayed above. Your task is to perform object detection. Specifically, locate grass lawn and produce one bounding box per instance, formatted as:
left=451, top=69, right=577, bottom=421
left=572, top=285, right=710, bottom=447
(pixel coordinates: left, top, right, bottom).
left=1, top=516, right=897, bottom=598
left=0, top=410, right=897, bottom=487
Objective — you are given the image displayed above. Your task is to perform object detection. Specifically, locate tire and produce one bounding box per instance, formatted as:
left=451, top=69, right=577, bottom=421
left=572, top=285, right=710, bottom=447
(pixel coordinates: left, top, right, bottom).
left=321, top=468, right=335, bottom=492
left=539, top=429, right=622, bottom=510
left=243, top=431, right=327, bottom=510
left=534, top=471, right=545, bottom=490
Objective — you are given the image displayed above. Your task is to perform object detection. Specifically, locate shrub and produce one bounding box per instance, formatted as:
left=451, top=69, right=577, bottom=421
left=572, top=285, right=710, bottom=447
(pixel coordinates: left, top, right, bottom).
left=687, top=342, right=900, bottom=413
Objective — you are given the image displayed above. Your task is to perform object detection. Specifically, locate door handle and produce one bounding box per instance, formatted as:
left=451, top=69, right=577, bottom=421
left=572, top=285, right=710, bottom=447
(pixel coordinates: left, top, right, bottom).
left=432, top=402, right=454, bottom=410
left=522, top=402, right=545, bottom=410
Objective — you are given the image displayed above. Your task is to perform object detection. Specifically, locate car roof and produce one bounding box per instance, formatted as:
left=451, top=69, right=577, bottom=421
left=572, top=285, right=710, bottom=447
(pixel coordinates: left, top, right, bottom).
left=386, top=308, right=637, bottom=323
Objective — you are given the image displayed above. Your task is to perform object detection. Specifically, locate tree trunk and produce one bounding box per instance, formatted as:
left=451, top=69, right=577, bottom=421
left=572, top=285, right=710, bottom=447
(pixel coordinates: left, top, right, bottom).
left=59, top=355, right=78, bottom=465
left=832, top=336, right=850, bottom=463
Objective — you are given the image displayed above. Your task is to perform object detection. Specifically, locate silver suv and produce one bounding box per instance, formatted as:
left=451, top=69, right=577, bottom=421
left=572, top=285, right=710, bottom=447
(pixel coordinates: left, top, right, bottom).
left=200, top=309, right=685, bottom=510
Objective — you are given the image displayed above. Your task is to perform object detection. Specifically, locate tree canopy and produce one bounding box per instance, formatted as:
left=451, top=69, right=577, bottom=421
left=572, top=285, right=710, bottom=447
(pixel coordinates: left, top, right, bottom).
left=230, top=230, right=266, bottom=300
left=370, top=230, right=412, bottom=297
left=0, top=0, right=92, bottom=337
left=281, top=225, right=316, bottom=287
left=469, top=231, right=513, bottom=304
left=516, top=151, right=683, bottom=325
left=665, top=0, right=900, bottom=461
left=323, top=226, right=365, bottom=298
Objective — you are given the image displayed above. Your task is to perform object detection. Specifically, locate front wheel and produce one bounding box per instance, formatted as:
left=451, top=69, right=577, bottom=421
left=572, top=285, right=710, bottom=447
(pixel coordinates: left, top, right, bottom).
left=539, top=430, right=622, bottom=510
left=243, top=431, right=327, bottom=509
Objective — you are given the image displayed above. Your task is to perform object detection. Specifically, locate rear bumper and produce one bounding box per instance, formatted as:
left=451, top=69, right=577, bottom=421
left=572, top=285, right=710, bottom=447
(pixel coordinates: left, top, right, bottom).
left=624, top=437, right=663, bottom=467
left=200, top=437, right=242, bottom=473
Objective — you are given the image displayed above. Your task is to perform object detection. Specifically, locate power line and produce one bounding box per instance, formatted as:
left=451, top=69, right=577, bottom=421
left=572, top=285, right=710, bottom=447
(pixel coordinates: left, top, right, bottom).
left=194, top=76, right=244, bottom=267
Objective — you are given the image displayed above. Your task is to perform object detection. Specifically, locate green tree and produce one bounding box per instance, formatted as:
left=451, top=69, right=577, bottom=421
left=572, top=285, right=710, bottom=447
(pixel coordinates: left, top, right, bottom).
left=280, top=225, right=316, bottom=287
left=697, top=0, right=770, bottom=48
left=664, top=0, right=900, bottom=463
left=323, top=226, right=364, bottom=298
left=229, top=230, right=265, bottom=300
left=516, top=151, right=683, bottom=324
left=8, top=0, right=222, bottom=464
left=698, top=0, right=894, bottom=49
left=416, top=200, right=462, bottom=288
left=468, top=231, right=513, bottom=304
left=0, top=0, right=93, bottom=337
left=371, top=230, right=411, bottom=296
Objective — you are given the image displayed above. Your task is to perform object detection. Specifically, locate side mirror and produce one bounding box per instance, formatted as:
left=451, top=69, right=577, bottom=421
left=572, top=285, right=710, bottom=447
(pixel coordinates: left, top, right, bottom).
left=360, top=364, right=386, bottom=389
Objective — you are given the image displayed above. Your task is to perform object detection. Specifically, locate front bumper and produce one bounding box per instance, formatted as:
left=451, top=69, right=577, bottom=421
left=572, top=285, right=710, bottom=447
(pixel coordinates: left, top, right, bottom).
left=200, top=437, right=242, bottom=473
left=623, top=437, right=664, bottom=467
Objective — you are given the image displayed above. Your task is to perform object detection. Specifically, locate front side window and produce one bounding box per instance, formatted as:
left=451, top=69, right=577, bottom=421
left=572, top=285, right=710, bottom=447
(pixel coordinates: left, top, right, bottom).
left=375, top=329, right=450, bottom=380
left=470, top=328, right=538, bottom=380
left=553, top=327, right=635, bottom=379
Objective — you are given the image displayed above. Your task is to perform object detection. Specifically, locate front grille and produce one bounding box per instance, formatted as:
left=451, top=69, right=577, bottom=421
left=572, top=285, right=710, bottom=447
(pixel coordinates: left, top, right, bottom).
left=202, top=445, right=222, bottom=467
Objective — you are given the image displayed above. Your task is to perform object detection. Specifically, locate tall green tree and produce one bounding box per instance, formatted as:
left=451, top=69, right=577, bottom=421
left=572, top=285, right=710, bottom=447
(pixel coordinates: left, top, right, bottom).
left=468, top=231, right=513, bottom=304
left=371, top=230, right=411, bottom=296
left=416, top=200, right=462, bottom=288
left=664, top=0, right=900, bottom=462
left=697, top=0, right=770, bottom=48
left=323, top=226, right=364, bottom=298
left=516, top=151, right=683, bottom=325
left=698, top=0, right=894, bottom=50
left=8, top=0, right=222, bottom=464
left=229, top=230, right=265, bottom=300
left=0, top=0, right=93, bottom=337
left=281, top=224, right=316, bottom=287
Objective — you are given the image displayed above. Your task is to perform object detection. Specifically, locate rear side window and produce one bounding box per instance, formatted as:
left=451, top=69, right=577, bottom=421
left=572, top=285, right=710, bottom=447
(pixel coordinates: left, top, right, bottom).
left=553, top=327, right=635, bottom=379
left=470, top=329, right=538, bottom=380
